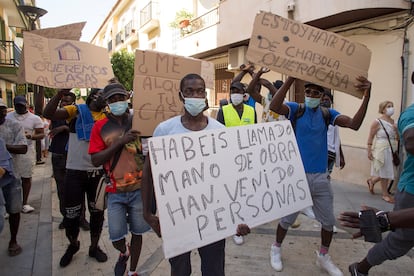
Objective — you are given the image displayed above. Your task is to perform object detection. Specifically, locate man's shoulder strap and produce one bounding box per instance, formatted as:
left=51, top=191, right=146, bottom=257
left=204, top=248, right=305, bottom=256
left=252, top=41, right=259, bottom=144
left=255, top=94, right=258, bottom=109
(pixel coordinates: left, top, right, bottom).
left=292, top=104, right=330, bottom=130
left=292, top=103, right=305, bottom=130
left=320, top=106, right=331, bottom=127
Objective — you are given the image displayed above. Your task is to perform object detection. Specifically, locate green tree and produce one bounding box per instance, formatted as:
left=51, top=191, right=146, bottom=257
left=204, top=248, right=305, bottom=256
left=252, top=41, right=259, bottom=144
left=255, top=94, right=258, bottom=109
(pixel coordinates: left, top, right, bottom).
left=44, top=87, right=57, bottom=99
left=111, top=49, right=134, bottom=91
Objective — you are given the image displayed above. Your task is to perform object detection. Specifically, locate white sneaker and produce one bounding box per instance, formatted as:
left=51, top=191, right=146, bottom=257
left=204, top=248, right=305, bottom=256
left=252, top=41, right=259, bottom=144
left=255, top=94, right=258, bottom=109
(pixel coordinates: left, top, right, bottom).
left=22, top=204, right=35, bottom=213
left=302, top=206, right=316, bottom=219
left=232, top=235, right=244, bottom=245
left=315, top=251, right=343, bottom=276
left=4, top=212, right=9, bottom=219
left=333, top=225, right=338, bottom=233
left=270, top=244, right=283, bottom=271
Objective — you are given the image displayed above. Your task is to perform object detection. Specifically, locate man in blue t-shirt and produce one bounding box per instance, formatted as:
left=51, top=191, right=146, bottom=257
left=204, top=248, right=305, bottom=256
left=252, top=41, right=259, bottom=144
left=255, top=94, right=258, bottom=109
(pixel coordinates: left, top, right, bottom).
left=268, top=76, right=372, bottom=276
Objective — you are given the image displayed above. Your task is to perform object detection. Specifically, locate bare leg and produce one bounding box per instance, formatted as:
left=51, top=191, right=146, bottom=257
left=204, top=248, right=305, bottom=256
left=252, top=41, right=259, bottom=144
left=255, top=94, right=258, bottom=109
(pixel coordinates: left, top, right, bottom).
left=21, top=177, right=31, bottom=206
left=276, top=224, right=288, bottom=244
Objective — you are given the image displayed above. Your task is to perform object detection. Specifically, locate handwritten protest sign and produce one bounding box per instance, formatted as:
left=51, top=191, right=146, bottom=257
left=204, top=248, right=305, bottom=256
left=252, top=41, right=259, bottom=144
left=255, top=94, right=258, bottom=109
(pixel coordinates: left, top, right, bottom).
left=31, top=22, right=86, bottom=40
left=133, top=50, right=215, bottom=136
left=23, top=32, right=114, bottom=88
left=17, top=22, right=86, bottom=84
left=246, top=11, right=371, bottom=98
left=149, top=121, right=312, bottom=258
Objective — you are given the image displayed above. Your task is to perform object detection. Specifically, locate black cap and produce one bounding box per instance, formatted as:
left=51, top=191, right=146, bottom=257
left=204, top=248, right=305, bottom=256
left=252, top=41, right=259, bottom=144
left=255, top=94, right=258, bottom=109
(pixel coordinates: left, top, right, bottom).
left=13, top=95, right=27, bottom=106
left=273, top=80, right=284, bottom=89
left=304, top=82, right=324, bottom=92
left=103, top=83, right=128, bottom=100
left=230, top=81, right=245, bottom=92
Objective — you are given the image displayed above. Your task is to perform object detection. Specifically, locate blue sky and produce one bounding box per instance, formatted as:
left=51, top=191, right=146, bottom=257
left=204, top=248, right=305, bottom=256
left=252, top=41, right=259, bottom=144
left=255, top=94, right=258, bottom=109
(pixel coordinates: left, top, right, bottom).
left=36, top=0, right=116, bottom=42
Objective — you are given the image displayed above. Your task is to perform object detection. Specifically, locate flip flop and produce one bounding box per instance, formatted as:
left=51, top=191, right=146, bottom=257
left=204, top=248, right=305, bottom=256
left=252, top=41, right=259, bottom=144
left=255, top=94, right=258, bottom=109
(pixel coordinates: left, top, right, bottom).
left=382, top=195, right=395, bottom=204
left=366, top=179, right=375, bottom=195
left=8, top=243, right=22, bottom=256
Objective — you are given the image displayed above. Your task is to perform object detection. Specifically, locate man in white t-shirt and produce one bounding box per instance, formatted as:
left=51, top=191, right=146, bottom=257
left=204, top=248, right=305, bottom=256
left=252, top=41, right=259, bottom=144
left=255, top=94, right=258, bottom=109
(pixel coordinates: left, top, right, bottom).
left=6, top=96, right=44, bottom=213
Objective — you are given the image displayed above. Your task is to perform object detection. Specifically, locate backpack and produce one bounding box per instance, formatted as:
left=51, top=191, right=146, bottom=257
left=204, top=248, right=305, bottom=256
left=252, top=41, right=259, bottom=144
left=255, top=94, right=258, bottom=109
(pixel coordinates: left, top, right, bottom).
left=291, top=103, right=331, bottom=131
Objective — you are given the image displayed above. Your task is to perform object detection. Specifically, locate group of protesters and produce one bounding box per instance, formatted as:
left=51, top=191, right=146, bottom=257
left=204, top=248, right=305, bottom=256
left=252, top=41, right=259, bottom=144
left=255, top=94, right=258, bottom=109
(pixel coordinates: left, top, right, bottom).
left=1, top=61, right=413, bottom=276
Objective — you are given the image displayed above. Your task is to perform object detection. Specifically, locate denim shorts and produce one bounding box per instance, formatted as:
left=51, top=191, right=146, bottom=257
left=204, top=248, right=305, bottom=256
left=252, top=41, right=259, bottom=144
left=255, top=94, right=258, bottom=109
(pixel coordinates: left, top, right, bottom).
left=107, top=189, right=150, bottom=241
left=2, top=175, right=23, bottom=214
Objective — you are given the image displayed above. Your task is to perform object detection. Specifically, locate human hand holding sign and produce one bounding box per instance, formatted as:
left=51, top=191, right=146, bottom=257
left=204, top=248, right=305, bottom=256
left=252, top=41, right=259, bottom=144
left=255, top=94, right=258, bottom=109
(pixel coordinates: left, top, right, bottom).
left=354, top=76, right=371, bottom=98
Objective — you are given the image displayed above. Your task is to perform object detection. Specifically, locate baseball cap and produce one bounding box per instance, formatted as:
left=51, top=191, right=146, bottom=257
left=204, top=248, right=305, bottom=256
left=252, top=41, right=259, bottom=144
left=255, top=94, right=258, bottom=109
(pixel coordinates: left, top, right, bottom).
left=0, top=98, right=7, bottom=108
left=13, top=95, right=27, bottom=106
left=103, top=83, right=128, bottom=100
left=304, top=82, right=324, bottom=92
left=230, top=81, right=245, bottom=92
left=273, top=80, right=284, bottom=89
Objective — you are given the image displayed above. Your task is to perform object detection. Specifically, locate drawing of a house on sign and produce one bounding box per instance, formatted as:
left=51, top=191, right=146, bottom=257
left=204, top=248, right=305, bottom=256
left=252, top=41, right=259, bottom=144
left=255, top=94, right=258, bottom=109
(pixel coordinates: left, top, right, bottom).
left=55, top=42, right=81, bottom=61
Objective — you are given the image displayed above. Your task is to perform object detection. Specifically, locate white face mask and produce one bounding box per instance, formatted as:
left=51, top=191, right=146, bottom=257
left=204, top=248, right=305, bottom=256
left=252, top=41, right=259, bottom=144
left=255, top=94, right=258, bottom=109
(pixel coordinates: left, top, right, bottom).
left=385, top=107, right=394, bottom=116
left=231, top=94, right=244, bottom=106
left=183, top=97, right=206, bottom=116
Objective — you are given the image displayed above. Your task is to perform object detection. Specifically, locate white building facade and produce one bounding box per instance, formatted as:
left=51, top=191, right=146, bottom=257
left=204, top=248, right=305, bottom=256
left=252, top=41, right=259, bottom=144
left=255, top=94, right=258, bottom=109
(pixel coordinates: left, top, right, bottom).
left=91, top=0, right=414, bottom=185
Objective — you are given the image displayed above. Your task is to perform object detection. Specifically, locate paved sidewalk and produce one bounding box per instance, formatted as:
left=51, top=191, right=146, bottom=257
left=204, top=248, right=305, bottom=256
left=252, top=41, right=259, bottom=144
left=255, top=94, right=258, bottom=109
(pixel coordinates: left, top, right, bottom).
left=0, top=158, right=413, bottom=275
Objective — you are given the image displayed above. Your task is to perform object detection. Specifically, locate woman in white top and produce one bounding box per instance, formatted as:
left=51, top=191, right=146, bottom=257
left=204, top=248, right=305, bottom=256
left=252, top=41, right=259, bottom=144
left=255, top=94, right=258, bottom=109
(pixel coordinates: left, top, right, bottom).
left=366, top=101, right=399, bottom=203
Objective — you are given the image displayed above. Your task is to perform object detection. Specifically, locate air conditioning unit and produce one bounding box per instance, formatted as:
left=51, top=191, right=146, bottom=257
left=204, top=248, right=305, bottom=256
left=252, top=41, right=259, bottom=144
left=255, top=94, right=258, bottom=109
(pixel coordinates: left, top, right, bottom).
left=227, top=46, right=247, bottom=70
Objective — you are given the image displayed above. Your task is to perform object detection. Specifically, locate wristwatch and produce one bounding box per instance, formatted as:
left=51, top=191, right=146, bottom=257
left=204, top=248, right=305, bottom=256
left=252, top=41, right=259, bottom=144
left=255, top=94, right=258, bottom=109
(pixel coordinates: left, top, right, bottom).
left=376, top=211, right=392, bottom=232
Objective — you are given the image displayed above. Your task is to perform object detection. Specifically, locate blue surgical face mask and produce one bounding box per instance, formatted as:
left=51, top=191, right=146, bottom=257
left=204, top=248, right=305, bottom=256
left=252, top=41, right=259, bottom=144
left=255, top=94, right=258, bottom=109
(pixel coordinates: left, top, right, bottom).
left=108, top=100, right=128, bottom=116
left=304, top=97, right=320, bottom=108
left=183, top=97, right=206, bottom=116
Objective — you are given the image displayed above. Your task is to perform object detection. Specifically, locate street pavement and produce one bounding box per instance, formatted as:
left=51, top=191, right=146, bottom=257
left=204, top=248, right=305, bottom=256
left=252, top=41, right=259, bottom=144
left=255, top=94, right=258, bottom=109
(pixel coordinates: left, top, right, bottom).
left=0, top=157, right=413, bottom=275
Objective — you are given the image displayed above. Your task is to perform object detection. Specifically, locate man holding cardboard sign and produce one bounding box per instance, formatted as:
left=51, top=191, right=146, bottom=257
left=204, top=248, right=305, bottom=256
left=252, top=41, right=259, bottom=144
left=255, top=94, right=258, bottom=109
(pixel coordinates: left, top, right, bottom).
left=142, top=74, right=257, bottom=275
left=268, top=75, right=371, bottom=275
left=142, top=73, right=227, bottom=275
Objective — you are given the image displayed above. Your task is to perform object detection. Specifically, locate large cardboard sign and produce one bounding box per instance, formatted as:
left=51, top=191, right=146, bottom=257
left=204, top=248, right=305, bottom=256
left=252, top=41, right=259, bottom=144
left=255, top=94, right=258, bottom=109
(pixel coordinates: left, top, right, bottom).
left=133, top=50, right=215, bottom=136
left=31, top=22, right=86, bottom=40
left=17, top=22, right=86, bottom=84
left=246, top=11, right=371, bottom=98
left=149, top=121, right=312, bottom=258
left=23, top=32, right=114, bottom=88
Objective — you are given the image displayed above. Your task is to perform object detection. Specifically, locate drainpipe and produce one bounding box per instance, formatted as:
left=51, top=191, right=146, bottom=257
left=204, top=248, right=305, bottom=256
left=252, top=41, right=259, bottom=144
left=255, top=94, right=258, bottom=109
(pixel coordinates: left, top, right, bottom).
left=401, top=34, right=409, bottom=113
left=396, top=30, right=410, bottom=182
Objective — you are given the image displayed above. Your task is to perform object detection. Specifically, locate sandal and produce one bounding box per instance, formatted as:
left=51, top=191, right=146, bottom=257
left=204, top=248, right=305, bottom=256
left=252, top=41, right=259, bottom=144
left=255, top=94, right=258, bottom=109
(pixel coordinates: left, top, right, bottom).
left=366, top=179, right=375, bottom=195
left=8, top=243, right=22, bottom=256
left=382, top=195, right=395, bottom=204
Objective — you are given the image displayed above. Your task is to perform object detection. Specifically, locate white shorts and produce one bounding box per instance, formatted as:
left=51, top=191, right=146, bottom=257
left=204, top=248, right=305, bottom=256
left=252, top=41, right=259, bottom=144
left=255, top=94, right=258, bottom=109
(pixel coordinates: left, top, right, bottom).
left=13, top=145, right=35, bottom=178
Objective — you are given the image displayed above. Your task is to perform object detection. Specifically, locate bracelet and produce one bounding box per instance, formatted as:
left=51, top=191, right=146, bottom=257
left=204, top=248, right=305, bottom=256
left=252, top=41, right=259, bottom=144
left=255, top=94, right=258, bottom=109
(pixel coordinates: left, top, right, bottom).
left=367, top=143, right=372, bottom=145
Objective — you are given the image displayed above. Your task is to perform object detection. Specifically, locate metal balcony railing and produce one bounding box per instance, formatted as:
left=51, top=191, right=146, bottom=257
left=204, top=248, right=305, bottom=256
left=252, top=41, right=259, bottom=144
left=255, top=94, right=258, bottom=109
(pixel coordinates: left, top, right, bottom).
left=115, top=32, right=123, bottom=45
left=0, top=41, right=21, bottom=66
left=125, top=20, right=134, bottom=39
left=140, top=1, right=159, bottom=27
left=107, top=40, right=113, bottom=52
left=189, top=7, right=219, bottom=33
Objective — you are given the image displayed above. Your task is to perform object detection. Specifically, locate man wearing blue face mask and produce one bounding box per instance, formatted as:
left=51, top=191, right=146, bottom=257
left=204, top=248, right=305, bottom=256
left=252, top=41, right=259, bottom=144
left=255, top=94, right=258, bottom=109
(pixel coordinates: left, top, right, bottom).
left=142, top=74, right=230, bottom=276
left=89, top=83, right=150, bottom=276
left=268, top=76, right=371, bottom=276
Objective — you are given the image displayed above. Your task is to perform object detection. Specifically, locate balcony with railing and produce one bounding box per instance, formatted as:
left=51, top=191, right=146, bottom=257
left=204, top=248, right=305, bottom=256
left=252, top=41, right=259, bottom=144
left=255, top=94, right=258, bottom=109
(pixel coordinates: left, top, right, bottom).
left=107, top=40, right=113, bottom=52
left=139, top=1, right=160, bottom=33
left=173, top=7, right=220, bottom=57
left=187, top=7, right=219, bottom=35
left=115, top=32, right=123, bottom=46
left=0, top=41, right=22, bottom=83
left=124, top=20, right=137, bottom=43
left=0, top=41, right=21, bottom=66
